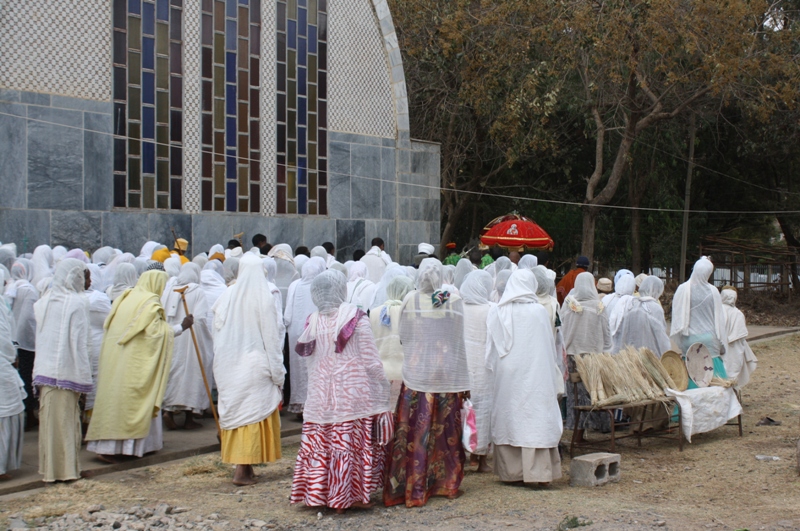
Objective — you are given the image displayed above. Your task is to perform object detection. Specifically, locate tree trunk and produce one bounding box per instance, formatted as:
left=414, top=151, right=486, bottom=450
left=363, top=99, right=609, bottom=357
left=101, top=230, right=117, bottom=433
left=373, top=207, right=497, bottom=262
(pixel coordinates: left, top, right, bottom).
left=439, top=194, right=471, bottom=258
left=581, top=206, right=599, bottom=265
left=775, top=215, right=800, bottom=294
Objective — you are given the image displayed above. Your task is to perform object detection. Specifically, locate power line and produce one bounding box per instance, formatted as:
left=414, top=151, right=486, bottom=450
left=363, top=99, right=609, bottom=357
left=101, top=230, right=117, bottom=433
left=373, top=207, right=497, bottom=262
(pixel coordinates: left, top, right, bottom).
left=3, top=109, right=800, bottom=216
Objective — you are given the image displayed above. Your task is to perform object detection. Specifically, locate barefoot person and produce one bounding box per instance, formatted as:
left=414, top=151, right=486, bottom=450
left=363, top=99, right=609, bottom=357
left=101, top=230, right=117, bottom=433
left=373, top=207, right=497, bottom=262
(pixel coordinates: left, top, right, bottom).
left=211, top=253, right=285, bottom=486
left=291, top=270, right=393, bottom=512
left=161, top=263, right=214, bottom=430
left=32, top=259, right=92, bottom=482
left=460, top=270, right=495, bottom=473
left=86, top=270, right=193, bottom=462
left=486, top=270, right=564, bottom=486
left=384, top=258, right=470, bottom=507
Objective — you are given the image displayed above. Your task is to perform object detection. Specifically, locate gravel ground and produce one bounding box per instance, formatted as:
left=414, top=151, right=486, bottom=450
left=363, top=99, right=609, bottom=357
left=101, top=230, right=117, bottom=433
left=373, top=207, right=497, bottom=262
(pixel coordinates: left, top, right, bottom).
left=2, top=335, right=800, bottom=531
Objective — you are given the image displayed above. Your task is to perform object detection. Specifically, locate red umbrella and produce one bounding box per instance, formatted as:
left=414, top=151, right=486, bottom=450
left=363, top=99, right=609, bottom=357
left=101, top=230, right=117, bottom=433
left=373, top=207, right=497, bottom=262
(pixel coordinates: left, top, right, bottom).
left=479, top=213, right=554, bottom=251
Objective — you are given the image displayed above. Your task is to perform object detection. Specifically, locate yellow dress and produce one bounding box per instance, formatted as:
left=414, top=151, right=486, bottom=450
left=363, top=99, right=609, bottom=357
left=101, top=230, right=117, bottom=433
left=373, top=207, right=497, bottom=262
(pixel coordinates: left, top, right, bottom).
left=220, top=409, right=282, bottom=464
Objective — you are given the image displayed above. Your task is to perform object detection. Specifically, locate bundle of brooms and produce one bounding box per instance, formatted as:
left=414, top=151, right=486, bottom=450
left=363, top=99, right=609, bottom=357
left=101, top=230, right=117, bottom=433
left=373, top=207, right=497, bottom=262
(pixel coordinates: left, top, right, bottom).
left=573, top=347, right=678, bottom=408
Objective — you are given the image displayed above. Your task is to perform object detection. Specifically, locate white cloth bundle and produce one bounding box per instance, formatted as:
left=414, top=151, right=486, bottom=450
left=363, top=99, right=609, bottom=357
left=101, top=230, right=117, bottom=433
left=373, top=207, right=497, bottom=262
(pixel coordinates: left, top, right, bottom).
left=211, top=254, right=284, bottom=430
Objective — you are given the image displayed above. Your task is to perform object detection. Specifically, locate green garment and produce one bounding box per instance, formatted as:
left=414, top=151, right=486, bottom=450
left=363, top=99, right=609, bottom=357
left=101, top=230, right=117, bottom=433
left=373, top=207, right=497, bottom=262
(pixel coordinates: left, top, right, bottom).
left=443, top=253, right=461, bottom=266
left=86, top=271, right=174, bottom=441
left=480, top=254, right=494, bottom=269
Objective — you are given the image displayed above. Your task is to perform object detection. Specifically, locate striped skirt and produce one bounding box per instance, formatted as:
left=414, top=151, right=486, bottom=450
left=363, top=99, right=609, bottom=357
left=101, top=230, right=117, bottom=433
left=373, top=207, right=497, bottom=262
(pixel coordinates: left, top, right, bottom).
left=290, top=411, right=393, bottom=510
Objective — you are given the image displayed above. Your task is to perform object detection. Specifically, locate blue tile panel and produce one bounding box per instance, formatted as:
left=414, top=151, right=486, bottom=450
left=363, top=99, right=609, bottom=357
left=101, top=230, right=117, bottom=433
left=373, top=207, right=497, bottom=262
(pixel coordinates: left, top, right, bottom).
left=199, top=0, right=261, bottom=212
left=113, top=0, right=184, bottom=210
left=276, top=0, right=327, bottom=215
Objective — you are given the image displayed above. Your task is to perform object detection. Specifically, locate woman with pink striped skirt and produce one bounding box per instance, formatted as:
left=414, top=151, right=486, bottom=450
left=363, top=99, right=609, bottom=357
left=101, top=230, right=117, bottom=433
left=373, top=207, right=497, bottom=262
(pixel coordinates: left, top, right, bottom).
left=290, top=270, right=393, bottom=513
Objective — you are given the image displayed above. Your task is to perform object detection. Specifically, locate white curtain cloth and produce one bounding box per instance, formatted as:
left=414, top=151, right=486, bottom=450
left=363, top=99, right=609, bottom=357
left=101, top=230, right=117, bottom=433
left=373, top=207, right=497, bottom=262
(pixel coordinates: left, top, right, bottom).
left=296, top=270, right=391, bottom=424
left=32, top=259, right=92, bottom=393
left=561, top=272, right=612, bottom=356
left=486, top=270, right=563, bottom=449
left=161, top=264, right=215, bottom=414
left=670, top=257, right=728, bottom=357
left=284, top=256, right=327, bottom=410
left=460, top=270, right=495, bottom=455
left=211, top=254, right=285, bottom=430
left=720, top=289, right=757, bottom=387
left=398, top=258, right=470, bottom=393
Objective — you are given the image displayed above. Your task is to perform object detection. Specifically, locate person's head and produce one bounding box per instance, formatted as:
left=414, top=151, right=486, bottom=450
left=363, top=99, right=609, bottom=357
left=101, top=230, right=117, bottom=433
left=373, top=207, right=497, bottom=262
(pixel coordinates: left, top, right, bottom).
left=52, top=258, right=88, bottom=294
left=468, top=249, right=482, bottom=266
left=489, top=246, right=505, bottom=260
left=353, top=249, right=366, bottom=261
left=227, top=239, right=242, bottom=250
left=690, top=256, right=714, bottom=283
left=576, top=256, right=590, bottom=270
left=295, top=246, right=311, bottom=257
left=596, top=277, right=613, bottom=294
left=252, top=233, right=268, bottom=249
left=639, top=276, right=664, bottom=300
left=478, top=244, right=489, bottom=256
left=615, top=275, right=636, bottom=296
left=371, top=237, right=385, bottom=250
left=446, top=242, right=457, bottom=254
left=518, top=254, right=537, bottom=270
left=417, top=258, right=443, bottom=293
left=322, top=242, right=335, bottom=256
left=311, top=270, right=347, bottom=314
left=720, top=285, right=737, bottom=307
left=173, top=238, right=189, bottom=256
left=508, top=251, right=521, bottom=265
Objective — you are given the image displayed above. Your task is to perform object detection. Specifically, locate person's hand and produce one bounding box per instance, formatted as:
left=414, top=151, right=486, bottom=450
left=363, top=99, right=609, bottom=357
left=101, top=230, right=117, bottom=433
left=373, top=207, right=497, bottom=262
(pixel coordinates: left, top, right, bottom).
left=181, top=314, right=194, bottom=330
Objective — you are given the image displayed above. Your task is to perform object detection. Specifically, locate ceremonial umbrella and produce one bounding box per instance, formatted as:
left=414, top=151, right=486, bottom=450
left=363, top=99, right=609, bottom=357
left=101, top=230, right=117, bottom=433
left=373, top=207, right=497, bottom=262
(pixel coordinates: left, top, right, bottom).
left=479, top=213, right=554, bottom=251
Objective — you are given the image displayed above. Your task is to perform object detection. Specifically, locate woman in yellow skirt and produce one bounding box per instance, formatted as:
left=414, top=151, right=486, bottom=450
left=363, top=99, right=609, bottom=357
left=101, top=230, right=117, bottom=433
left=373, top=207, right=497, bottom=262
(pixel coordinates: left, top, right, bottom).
left=211, top=254, right=286, bottom=485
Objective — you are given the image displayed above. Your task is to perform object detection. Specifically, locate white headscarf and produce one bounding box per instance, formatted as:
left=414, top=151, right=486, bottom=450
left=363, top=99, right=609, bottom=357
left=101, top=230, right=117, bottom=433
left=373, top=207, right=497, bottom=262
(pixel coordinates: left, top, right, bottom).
left=561, top=271, right=612, bottom=356
left=459, top=270, right=493, bottom=305
left=139, top=241, right=160, bottom=260
left=370, top=265, right=408, bottom=309
left=32, top=258, right=92, bottom=393
left=453, top=258, right=474, bottom=290
left=92, top=246, right=116, bottom=266
left=294, top=254, right=309, bottom=275
left=106, top=262, right=138, bottom=302
left=201, top=260, right=227, bottom=310
left=609, top=275, right=670, bottom=356
left=164, top=256, right=182, bottom=278
left=488, top=269, right=538, bottom=357
left=52, top=245, right=67, bottom=264
left=31, top=245, right=55, bottom=286
left=518, top=254, right=538, bottom=270
left=491, top=269, right=512, bottom=303
left=212, top=254, right=285, bottom=430
left=604, top=274, right=636, bottom=316
left=670, top=257, right=728, bottom=356
left=192, top=253, right=209, bottom=269
left=268, top=244, right=299, bottom=308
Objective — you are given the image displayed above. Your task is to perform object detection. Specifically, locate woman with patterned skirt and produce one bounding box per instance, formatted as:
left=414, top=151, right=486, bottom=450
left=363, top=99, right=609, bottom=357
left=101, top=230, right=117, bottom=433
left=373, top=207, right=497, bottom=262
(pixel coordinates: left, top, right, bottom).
left=384, top=258, right=471, bottom=507
left=290, top=270, right=393, bottom=513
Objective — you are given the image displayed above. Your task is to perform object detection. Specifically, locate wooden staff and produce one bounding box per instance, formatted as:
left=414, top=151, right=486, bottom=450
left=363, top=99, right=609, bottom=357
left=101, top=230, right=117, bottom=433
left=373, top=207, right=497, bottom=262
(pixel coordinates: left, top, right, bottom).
left=170, top=227, right=181, bottom=253
left=174, top=286, right=220, bottom=438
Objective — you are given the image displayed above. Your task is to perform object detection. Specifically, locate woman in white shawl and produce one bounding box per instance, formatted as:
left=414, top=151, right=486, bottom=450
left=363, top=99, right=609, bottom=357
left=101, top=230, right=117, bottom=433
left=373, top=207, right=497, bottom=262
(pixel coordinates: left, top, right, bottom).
left=31, top=245, right=55, bottom=287
left=262, top=257, right=287, bottom=340
left=670, top=257, right=729, bottom=385
left=453, top=258, right=474, bottom=291
left=369, top=265, right=407, bottom=310
left=164, top=255, right=182, bottom=279
left=384, top=258, right=470, bottom=508
left=486, top=270, right=564, bottom=485
left=161, top=263, right=214, bottom=429
left=84, top=265, right=112, bottom=417
left=200, top=260, right=227, bottom=310
left=6, top=259, right=39, bottom=427
left=369, top=275, right=415, bottom=405
left=460, top=270, right=495, bottom=472
left=212, top=254, right=285, bottom=486
left=533, top=266, right=567, bottom=378
left=720, top=287, right=757, bottom=388
left=0, top=302, right=25, bottom=479
left=346, top=262, right=375, bottom=312
left=284, top=256, right=327, bottom=415
left=291, top=271, right=392, bottom=512
left=106, top=263, right=138, bottom=303
left=603, top=273, right=635, bottom=317
left=102, top=253, right=136, bottom=296
left=561, top=272, right=612, bottom=438
left=268, top=243, right=299, bottom=309
left=442, top=264, right=459, bottom=295
left=518, top=254, right=538, bottom=270
left=609, top=275, right=670, bottom=356
left=491, top=269, right=512, bottom=303
left=32, top=259, right=91, bottom=482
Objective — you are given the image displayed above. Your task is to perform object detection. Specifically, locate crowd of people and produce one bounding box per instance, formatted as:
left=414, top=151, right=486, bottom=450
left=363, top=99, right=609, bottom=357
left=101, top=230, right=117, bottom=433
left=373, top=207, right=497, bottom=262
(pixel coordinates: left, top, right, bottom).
left=0, top=237, right=757, bottom=512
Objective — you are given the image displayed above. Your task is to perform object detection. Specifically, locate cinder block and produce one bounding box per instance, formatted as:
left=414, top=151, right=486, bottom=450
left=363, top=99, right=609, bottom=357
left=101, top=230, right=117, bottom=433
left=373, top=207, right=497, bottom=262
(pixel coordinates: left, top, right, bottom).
left=570, top=452, right=621, bottom=487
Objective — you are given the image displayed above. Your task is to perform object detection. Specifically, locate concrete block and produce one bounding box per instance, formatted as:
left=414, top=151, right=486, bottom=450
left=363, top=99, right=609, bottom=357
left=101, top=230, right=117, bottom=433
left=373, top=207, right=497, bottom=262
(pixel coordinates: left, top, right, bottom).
left=569, top=452, right=621, bottom=487
left=51, top=211, right=102, bottom=251
left=327, top=173, right=350, bottom=219
left=328, top=142, right=351, bottom=175
left=302, top=217, right=336, bottom=248
left=351, top=143, right=381, bottom=178
left=381, top=180, right=396, bottom=220
left=83, top=130, right=113, bottom=211
left=351, top=176, right=381, bottom=219
left=0, top=208, right=50, bottom=251
left=27, top=117, right=83, bottom=210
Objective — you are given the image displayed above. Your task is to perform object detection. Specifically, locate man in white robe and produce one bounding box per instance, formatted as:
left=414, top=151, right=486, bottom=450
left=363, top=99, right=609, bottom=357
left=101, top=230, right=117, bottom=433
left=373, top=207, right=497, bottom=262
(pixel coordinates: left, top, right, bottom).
left=361, top=238, right=391, bottom=283
left=487, top=269, right=564, bottom=485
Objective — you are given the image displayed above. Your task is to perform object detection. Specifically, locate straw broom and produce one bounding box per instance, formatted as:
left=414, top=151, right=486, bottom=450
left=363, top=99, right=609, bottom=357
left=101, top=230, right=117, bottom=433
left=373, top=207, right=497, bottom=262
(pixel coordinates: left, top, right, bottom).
left=638, top=348, right=678, bottom=390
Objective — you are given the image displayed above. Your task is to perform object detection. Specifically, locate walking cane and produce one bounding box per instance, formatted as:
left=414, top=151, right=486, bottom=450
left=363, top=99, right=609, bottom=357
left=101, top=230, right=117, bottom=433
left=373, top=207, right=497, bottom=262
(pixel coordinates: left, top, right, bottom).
left=174, top=286, right=221, bottom=440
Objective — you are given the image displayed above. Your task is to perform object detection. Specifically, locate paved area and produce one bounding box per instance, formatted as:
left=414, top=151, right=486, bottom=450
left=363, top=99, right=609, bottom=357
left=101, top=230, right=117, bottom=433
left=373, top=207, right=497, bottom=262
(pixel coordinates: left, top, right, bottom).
left=1, top=324, right=795, bottom=496
left=0, top=411, right=302, bottom=496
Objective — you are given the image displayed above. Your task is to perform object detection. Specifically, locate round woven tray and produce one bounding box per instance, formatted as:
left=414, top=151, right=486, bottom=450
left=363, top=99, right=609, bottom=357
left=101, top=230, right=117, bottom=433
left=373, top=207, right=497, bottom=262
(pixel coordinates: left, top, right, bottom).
left=661, top=350, right=689, bottom=391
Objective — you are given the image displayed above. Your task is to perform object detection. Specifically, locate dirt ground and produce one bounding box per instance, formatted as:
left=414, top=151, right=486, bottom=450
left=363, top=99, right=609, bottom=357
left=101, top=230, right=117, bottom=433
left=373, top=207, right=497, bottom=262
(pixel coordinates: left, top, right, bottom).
left=2, top=335, right=799, bottom=531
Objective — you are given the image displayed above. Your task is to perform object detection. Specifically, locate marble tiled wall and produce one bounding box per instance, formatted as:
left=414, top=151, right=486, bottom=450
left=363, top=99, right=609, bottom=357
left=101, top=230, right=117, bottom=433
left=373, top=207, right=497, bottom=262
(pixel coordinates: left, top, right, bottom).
left=0, top=91, right=440, bottom=262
